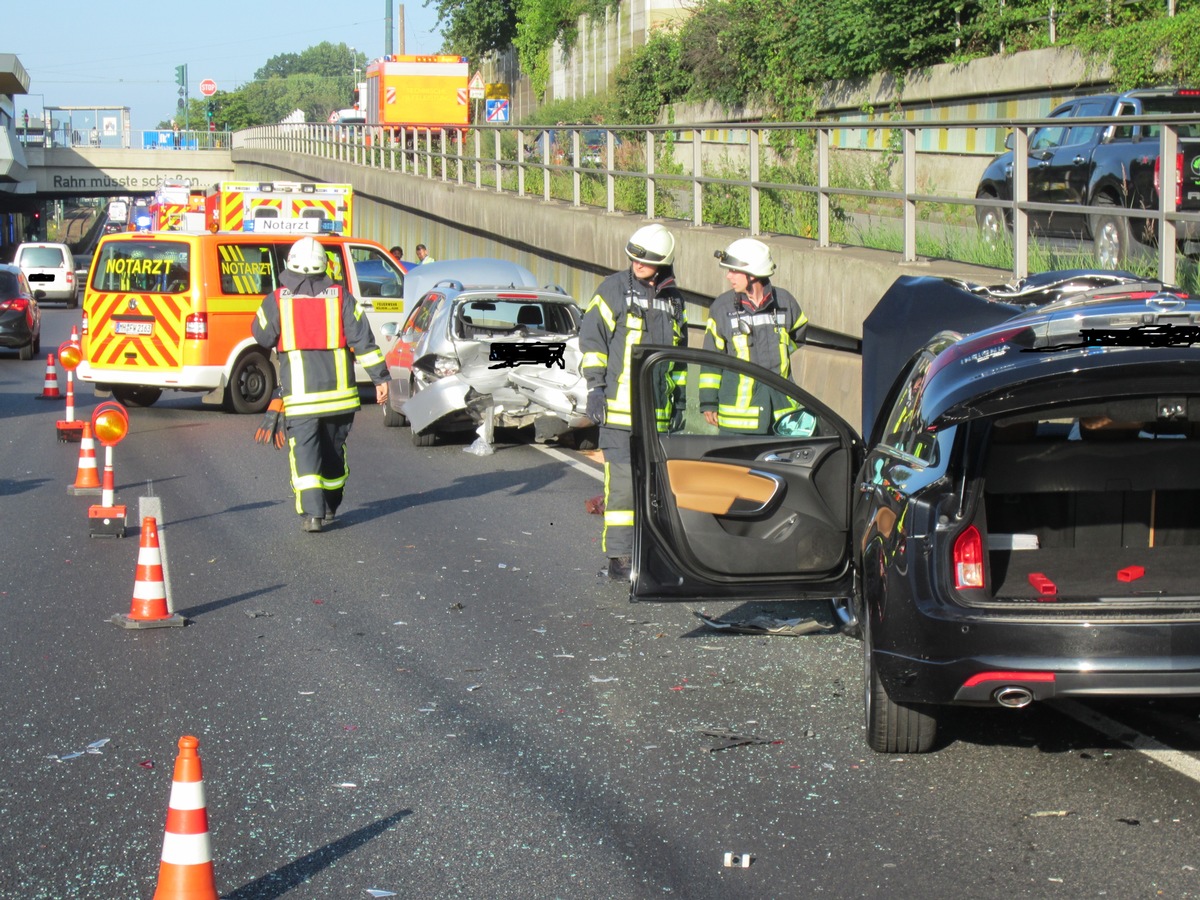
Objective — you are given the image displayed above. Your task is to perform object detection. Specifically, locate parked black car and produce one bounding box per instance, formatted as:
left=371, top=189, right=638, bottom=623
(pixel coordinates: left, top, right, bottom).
left=0, top=264, right=41, bottom=360
left=628, top=270, right=1200, bottom=753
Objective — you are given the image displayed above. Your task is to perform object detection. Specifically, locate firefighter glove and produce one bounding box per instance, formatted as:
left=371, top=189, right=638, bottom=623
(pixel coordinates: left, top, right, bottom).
left=586, top=389, right=606, bottom=426
left=254, top=398, right=286, bottom=449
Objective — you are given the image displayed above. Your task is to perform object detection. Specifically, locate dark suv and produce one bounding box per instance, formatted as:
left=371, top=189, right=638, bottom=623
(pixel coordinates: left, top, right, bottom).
left=628, top=270, right=1200, bottom=753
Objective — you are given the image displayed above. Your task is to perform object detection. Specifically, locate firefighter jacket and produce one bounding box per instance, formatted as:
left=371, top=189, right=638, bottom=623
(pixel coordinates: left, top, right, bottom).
left=580, top=267, right=687, bottom=431
left=699, top=286, right=808, bottom=432
left=252, top=275, right=389, bottom=418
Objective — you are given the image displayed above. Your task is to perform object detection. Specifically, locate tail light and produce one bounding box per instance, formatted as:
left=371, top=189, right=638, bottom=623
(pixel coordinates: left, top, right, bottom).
left=66, top=271, right=74, bottom=287
left=81, top=311, right=89, bottom=336
left=1153, top=153, right=1183, bottom=210
left=0, top=297, right=29, bottom=313
left=185, top=313, right=208, bottom=339
left=953, top=524, right=985, bottom=589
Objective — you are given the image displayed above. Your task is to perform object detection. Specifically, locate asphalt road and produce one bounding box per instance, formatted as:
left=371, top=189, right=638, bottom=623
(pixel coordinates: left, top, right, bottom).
left=4, top=307, right=1200, bottom=899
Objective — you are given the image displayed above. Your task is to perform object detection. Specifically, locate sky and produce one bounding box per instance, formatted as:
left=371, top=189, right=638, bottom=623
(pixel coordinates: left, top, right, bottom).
left=6, top=0, right=445, bottom=134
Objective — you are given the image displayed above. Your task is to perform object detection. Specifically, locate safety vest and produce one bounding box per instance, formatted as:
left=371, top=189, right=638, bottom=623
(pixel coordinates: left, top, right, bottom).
left=581, top=270, right=686, bottom=430
left=265, top=286, right=364, bottom=418
left=700, top=287, right=807, bottom=432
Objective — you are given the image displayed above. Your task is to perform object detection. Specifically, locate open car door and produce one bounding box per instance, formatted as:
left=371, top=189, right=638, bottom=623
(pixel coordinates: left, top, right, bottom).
left=630, top=346, right=863, bottom=604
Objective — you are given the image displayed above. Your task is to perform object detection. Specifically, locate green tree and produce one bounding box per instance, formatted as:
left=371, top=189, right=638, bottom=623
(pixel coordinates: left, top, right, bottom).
left=432, top=0, right=519, bottom=59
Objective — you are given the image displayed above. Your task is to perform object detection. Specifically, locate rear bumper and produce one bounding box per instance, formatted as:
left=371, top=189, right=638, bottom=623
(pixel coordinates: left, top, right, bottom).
left=77, top=362, right=224, bottom=391
left=875, top=614, right=1200, bottom=706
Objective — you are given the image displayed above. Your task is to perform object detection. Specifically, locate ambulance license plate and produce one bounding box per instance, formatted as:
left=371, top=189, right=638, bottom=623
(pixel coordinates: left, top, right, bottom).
left=114, top=320, right=154, bottom=336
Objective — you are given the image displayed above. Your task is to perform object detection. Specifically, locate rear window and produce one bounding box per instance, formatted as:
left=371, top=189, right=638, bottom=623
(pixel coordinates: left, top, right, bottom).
left=19, top=247, right=68, bottom=268
left=456, top=297, right=578, bottom=336
left=0, top=271, right=21, bottom=294
left=91, top=240, right=190, bottom=294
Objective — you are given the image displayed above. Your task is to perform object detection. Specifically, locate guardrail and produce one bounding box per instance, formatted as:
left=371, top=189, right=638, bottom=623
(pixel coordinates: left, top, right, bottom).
left=238, top=115, right=1200, bottom=284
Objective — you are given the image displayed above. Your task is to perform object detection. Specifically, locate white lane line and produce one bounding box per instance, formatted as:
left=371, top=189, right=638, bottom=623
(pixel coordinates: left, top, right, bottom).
left=531, top=444, right=603, bottom=482
left=1054, top=699, right=1200, bottom=784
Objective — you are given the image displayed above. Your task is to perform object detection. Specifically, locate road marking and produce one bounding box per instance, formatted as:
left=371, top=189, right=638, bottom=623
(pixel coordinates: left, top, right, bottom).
left=138, top=495, right=176, bottom=614
left=531, top=444, right=603, bottom=482
left=1054, top=699, right=1200, bottom=784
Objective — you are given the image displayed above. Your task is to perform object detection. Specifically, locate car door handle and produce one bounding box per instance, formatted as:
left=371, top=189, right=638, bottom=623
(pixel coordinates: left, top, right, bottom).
left=1073, top=155, right=1087, bottom=165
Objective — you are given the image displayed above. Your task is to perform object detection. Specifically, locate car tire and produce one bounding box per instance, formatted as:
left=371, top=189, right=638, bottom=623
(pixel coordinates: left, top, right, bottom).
left=1093, top=197, right=1132, bottom=270
left=112, top=386, right=162, bottom=407
left=383, top=402, right=407, bottom=427
left=66, top=291, right=79, bottom=309
left=572, top=425, right=599, bottom=451
left=18, top=340, right=33, bottom=361
left=412, top=428, right=437, bottom=447
left=975, top=193, right=1008, bottom=250
left=863, top=615, right=938, bottom=754
left=225, top=350, right=276, bottom=415
left=32, top=331, right=41, bottom=356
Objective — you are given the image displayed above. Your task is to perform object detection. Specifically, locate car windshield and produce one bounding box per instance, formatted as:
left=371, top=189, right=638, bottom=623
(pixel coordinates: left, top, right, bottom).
left=20, top=247, right=66, bottom=268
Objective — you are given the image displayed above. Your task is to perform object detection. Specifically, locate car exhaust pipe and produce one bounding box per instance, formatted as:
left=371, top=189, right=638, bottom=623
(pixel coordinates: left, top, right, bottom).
left=993, top=686, right=1034, bottom=708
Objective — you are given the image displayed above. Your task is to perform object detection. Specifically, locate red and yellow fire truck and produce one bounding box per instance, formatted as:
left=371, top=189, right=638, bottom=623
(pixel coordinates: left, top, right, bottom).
left=204, top=181, right=354, bottom=235
left=362, top=55, right=470, bottom=134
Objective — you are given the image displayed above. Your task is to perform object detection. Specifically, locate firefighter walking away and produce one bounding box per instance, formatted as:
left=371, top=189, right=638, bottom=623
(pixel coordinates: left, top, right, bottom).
left=252, top=237, right=391, bottom=533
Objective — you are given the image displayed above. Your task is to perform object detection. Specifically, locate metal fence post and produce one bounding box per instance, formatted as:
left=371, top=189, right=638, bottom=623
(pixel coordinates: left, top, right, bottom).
left=692, top=128, right=703, bottom=227
left=1160, top=123, right=1178, bottom=283
left=647, top=132, right=656, bottom=220
left=818, top=127, right=830, bottom=248
left=903, top=126, right=917, bottom=262
left=749, top=128, right=760, bottom=236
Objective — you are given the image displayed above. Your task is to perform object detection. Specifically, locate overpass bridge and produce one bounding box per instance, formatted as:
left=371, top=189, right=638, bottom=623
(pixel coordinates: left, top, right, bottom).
left=17, top=144, right=235, bottom=200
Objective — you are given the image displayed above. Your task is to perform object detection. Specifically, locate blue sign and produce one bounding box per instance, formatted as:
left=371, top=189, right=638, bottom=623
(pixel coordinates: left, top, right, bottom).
left=485, top=99, right=509, bottom=124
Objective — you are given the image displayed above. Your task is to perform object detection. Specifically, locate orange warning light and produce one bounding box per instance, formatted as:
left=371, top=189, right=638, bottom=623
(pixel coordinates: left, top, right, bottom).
left=58, top=342, right=82, bottom=371
left=91, top=401, right=129, bottom=446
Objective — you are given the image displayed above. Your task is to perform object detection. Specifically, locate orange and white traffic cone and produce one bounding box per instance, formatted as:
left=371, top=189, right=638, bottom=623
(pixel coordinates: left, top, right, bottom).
left=152, top=735, right=218, bottom=900
left=37, top=354, right=61, bottom=399
left=109, top=517, right=185, bottom=628
left=67, top=422, right=102, bottom=495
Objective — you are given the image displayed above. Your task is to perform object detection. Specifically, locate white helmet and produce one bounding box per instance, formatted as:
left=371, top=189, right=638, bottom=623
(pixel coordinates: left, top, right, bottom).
left=715, top=238, right=775, bottom=279
left=625, top=223, right=675, bottom=267
left=285, top=237, right=328, bottom=275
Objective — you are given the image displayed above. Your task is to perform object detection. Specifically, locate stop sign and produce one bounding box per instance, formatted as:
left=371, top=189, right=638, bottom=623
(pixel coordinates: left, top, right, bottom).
left=199, top=79, right=217, bottom=97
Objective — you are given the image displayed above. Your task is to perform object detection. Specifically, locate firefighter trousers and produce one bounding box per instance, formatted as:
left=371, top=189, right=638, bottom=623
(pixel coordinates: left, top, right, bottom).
left=286, top=412, right=355, bottom=519
left=600, top=426, right=633, bottom=558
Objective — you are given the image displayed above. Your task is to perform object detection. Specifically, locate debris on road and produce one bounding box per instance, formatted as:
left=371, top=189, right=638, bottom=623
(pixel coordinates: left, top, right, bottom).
left=699, top=729, right=783, bottom=752
left=1029, top=810, right=1073, bottom=818
left=585, top=494, right=604, bottom=514
left=694, top=610, right=829, bottom=636
left=723, top=852, right=753, bottom=868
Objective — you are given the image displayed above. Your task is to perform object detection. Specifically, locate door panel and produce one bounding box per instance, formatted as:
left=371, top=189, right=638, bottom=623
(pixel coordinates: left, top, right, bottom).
left=631, top=347, right=862, bottom=602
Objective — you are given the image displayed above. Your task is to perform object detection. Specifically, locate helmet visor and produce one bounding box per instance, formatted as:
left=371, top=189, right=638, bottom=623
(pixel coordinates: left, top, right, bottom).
left=626, top=240, right=669, bottom=263
left=713, top=248, right=751, bottom=270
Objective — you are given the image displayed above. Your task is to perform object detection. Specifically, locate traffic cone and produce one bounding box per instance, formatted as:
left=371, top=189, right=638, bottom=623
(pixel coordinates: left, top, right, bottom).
left=109, top=518, right=185, bottom=628
left=152, top=735, right=218, bottom=900
left=38, top=354, right=61, bottom=399
left=67, top=422, right=102, bottom=495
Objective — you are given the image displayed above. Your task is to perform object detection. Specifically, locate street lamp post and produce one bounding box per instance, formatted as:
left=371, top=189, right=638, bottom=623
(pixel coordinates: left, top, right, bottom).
left=350, top=46, right=358, bottom=100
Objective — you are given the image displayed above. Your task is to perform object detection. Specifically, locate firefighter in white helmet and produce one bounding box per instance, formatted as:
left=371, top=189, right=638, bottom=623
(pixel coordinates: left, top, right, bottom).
left=580, top=223, right=687, bottom=580
left=252, top=237, right=391, bottom=533
left=699, top=238, right=809, bottom=433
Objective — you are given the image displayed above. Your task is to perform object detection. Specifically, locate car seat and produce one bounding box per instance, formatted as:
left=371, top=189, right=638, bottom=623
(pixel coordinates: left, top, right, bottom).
left=517, top=305, right=542, bottom=328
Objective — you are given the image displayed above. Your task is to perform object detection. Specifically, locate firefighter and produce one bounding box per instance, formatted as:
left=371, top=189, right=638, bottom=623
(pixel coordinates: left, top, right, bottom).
left=699, top=238, right=808, bottom=433
left=580, top=223, right=686, bottom=581
left=252, top=237, right=391, bottom=533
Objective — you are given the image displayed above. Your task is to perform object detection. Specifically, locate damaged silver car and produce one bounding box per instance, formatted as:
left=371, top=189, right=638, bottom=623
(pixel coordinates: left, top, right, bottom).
left=382, top=280, right=594, bottom=448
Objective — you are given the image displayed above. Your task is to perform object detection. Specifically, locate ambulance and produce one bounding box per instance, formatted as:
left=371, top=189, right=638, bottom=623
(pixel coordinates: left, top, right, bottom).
left=146, top=181, right=207, bottom=232
left=78, top=230, right=407, bottom=413
left=205, top=181, right=353, bottom=236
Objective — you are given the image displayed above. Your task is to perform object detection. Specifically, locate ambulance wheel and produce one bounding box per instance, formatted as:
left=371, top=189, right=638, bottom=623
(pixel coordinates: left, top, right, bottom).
left=112, top=386, right=161, bottom=407
left=226, top=350, right=275, bottom=415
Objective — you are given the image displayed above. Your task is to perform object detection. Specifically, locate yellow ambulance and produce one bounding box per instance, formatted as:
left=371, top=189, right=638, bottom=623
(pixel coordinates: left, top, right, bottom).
left=78, top=231, right=406, bottom=413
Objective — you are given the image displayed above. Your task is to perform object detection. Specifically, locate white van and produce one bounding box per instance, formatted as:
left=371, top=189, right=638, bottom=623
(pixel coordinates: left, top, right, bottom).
left=14, top=242, right=77, bottom=307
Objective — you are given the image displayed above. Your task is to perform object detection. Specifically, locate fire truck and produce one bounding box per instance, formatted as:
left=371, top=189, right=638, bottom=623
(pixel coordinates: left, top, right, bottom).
left=362, top=55, right=470, bottom=135
left=205, top=181, right=354, bottom=235
left=145, top=181, right=207, bottom=232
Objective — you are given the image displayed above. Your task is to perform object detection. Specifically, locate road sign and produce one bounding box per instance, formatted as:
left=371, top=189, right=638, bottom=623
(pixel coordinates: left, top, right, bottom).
left=485, top=99, right=509, bottom=123
left=199, top=79, right=217, bottom=97
left=485, top=83, right=509, bottom=100
left=469, top=71, right=484, bottom=90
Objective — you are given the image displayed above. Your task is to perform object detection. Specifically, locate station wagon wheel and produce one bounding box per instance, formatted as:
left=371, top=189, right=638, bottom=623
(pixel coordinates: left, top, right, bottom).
left=225, top=350, right=275, bottom=415
left=863, top=614, right=939, bottom=753
left=411, top=428, right=437, bottom=447
left=112, top=386, right=162, bottom=407
left=382, top=402, right=407, bottom=427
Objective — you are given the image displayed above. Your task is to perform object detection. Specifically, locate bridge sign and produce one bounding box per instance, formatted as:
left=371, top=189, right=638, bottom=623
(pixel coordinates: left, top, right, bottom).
left=199, top=79, right=218, bottom=97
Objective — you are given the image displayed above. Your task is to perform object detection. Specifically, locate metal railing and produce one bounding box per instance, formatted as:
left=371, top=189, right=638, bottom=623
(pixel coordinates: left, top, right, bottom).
left=238, top=115, right=1200, bottom=283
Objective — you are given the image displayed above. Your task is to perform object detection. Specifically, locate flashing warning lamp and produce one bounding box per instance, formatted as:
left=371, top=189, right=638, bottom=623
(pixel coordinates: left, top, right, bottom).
left=91, top=401, right=130, bottom=447
left=58, top=341, right=82, bottom=371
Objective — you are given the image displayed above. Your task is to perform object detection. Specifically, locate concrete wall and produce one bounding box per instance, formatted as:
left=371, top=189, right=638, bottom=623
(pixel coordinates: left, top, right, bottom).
left=236, top=145, right=1006, bottom=432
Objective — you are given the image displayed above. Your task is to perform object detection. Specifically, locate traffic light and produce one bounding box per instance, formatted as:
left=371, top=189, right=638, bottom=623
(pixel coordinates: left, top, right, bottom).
left=175, top=65, right=186, bottom=87
left=206, top=100, right=214, bottom=120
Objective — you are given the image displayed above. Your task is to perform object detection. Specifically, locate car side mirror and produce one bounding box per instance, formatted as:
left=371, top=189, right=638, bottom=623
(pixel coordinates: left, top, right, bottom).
left=773, top=409, right=818, bottom=438
left=380, top=322, right=399, bottom=339
left=1004, top=132, right=1014, bottom=151
left=379, top=282, right=399, bottom=298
